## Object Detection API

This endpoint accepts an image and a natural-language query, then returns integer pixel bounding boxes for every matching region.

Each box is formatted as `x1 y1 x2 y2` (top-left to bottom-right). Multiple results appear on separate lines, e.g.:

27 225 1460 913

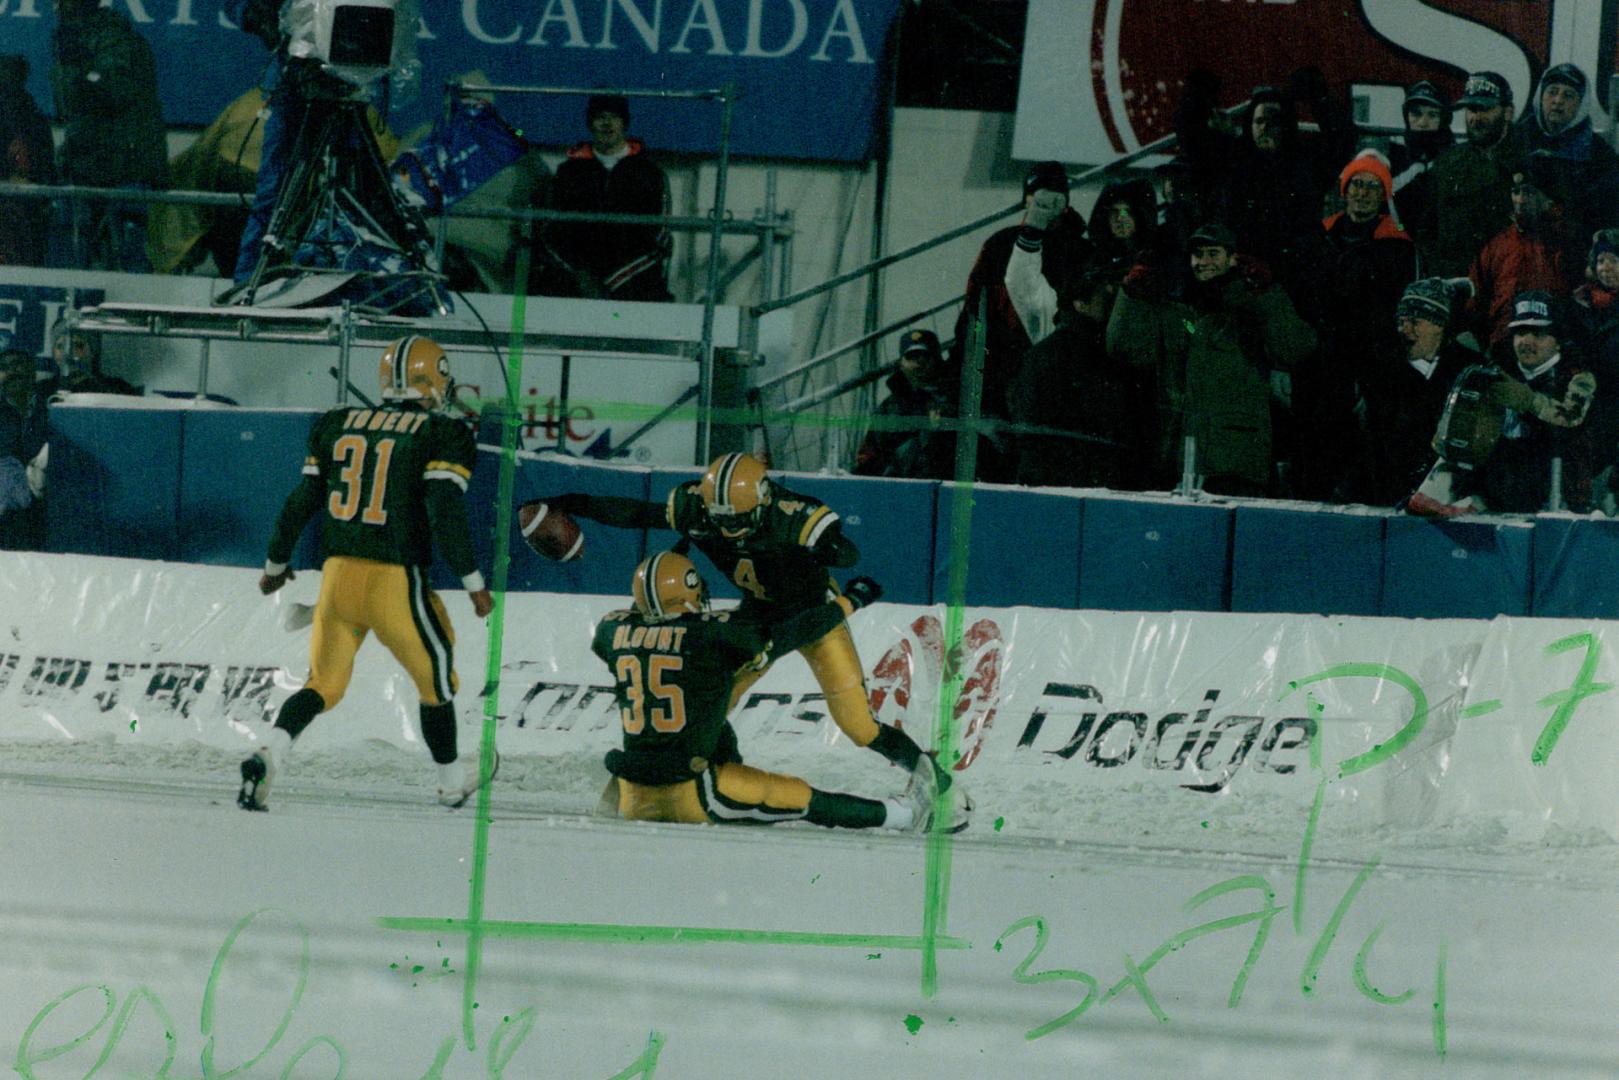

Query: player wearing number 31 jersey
530 452 971 831
240 336 496 812
594 550 929 829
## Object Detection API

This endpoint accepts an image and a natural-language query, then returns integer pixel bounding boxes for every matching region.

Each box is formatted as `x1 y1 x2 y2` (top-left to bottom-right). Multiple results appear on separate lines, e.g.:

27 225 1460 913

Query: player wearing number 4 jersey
595 550 932 829
530 452 971 831
240 336 497 812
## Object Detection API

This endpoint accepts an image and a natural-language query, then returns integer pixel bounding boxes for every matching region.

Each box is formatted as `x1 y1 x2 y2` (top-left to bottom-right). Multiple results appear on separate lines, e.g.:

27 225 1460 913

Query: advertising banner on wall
1015 0 1616 165
4 0 903 161
2 552 1614 839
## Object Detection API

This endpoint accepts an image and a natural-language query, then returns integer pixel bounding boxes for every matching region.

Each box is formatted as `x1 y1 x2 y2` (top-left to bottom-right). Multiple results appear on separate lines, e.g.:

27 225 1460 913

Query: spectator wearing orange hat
1296 149 1417 500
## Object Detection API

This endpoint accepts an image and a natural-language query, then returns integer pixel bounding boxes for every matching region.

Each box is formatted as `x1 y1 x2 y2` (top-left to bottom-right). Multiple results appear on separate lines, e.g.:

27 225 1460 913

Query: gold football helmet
379 336 452 408
699 453 771 538
632 551 708 619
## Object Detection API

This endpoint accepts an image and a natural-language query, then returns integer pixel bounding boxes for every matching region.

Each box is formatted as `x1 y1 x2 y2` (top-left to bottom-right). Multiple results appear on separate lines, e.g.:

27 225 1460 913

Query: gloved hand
1023 200 1062 232
1122 261 1163 300
1486 375 1556 421
842 576 884 611
1548 371 1597 428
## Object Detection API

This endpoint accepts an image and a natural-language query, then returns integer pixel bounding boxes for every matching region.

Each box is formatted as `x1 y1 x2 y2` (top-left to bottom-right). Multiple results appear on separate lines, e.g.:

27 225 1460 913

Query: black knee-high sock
274 688 325 742
419 702 458 765
805 789 888 829
868 723 923 771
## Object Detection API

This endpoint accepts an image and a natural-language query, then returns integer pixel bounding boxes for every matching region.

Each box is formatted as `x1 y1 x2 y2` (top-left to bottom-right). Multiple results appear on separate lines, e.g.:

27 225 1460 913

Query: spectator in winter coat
1086 177 1159 283
854 329 951 480
1571 230 1619 469
1301 150 1417 501
1513 63 1619 244
0 55 53 267
1389 80 1454 245
948 160 1092 481
0 349 48 550
1007 266 1139 490
1106 222 1318 496
1417 71 1526 279
51 0 168 271
1360 278 1479 505
1468 153 1583 353
533 95 672 302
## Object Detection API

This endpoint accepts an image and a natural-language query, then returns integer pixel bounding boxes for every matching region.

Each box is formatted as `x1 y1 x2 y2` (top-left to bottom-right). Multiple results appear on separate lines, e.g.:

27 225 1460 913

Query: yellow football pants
305 556 458 710
729 619 878 746
615 763 813 825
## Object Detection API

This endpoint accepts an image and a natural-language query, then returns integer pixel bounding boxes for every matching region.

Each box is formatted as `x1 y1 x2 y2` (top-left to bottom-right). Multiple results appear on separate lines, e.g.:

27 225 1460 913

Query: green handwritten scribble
1294 778 1326 935
202 908 308 1079
1300 857 1380 996
606 1030 665 1080
1286 664 1427 778
486 1007 537 1079
867 953 882 960
1182 875 1283 1008
903 1014 924 1035
993 816 1005 832
1458 700 1502 719
994 916 1099 1040
460 262 532 1052
1352 922 1416 1005
14 985 116 1076
280 1034 344 1077
1531 632 1615 765
379 916 970 952
1433 940 1449 1059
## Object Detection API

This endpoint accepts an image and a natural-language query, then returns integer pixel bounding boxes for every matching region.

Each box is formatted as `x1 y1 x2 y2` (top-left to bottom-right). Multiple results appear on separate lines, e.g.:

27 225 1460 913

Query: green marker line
461 252 531 1052
1299 856 1380 996
1352 922 1416 1006
377 916 969 951
1458 699 1502 719
1531 632 1615 765
1432 939 1448 1059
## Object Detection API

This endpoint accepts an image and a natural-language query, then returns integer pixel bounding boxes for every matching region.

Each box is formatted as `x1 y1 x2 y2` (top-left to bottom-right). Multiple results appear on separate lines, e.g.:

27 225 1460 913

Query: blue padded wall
47 403 183 562
1230 507 1385 616
933 486 1081 608
1531 516 1619 618
180 409 321 568
1078 497 1233 612
1382 517 1533 618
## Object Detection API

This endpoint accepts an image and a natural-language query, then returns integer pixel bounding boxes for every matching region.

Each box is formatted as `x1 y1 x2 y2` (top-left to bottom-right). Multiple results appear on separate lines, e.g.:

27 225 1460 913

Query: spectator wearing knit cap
854 329 951 480
947 160 1092 481
1418 71 1527 278
1301 149 1416 500
1358 278 1478 504
1572 229 1619 463
532 94 672 301
1513 63 1619 241
1468 151 1584 352
1390 80 1454 239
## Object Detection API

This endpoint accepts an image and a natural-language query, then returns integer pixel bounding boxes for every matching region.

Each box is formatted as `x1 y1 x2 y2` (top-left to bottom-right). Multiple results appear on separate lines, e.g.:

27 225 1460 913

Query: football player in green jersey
527 452 971 831
241 336 496 812
595 549 930 829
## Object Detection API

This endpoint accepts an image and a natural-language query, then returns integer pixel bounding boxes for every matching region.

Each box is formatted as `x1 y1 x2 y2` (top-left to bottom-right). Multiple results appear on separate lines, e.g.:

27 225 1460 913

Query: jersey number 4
615 654 687 734
329 434 396 525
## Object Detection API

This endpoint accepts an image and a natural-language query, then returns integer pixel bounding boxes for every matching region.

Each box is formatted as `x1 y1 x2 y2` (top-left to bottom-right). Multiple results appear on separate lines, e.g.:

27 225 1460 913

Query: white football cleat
905 752 973 834
438 752 499 808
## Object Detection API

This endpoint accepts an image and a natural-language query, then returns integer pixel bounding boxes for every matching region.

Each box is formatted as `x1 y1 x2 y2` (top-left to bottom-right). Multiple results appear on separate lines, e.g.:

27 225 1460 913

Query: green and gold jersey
592 609 768 773
271 404 477 571
666 481 839 616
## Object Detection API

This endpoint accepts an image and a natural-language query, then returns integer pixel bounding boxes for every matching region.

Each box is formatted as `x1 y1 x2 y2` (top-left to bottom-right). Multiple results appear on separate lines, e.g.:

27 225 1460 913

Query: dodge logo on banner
1015 0 1614 165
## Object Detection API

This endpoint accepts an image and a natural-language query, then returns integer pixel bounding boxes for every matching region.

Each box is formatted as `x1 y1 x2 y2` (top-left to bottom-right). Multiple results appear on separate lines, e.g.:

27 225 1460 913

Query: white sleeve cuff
264 560 288 576
462 570 486 593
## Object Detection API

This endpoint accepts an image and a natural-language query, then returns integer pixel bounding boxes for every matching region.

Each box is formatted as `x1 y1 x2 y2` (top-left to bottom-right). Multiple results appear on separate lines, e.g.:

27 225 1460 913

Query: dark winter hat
1458 71 1511 108
1590 229 1619 267
1517 150 1570 205
585 94 630 126
1542 63 1588 97
1403 80 1447 112
1187 221 1237 252
1023 161 1071 199
900 328 942 360
1507 290 1560 333
1398 277 1470 325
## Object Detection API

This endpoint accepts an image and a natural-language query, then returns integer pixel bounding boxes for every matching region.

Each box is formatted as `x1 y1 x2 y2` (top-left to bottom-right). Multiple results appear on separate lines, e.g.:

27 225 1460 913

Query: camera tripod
230 88 447 314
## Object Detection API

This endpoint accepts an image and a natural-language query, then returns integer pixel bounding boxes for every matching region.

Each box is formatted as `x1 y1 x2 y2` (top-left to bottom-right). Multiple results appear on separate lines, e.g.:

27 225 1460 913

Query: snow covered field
5 737 1618 1079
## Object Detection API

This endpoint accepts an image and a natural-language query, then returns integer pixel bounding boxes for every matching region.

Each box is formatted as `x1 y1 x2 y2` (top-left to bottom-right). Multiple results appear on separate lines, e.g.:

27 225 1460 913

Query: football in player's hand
519 502 584 561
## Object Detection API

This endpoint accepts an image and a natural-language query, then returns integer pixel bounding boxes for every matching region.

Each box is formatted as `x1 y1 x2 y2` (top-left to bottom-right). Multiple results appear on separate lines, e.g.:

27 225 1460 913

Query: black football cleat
238 751 272 812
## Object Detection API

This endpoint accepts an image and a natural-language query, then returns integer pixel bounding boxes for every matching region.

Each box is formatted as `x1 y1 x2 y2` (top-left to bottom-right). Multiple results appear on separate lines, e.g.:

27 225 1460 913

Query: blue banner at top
7 0 903 161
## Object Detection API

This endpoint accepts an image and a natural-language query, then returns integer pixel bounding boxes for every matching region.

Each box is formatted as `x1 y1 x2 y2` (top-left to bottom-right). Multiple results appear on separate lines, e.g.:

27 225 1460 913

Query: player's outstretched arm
425 481 489 612
810 522 860 568
764 577 884 662
525 493 669 530
261 476 322 595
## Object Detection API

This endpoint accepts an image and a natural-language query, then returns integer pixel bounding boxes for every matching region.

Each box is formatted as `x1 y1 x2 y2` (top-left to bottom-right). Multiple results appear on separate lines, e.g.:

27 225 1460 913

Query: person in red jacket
1468 152 1584 356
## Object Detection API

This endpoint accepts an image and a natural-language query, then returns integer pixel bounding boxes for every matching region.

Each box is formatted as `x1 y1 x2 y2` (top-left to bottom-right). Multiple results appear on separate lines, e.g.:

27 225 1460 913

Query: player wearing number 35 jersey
240 336 496 812
593 550 929 829
529 452 971 832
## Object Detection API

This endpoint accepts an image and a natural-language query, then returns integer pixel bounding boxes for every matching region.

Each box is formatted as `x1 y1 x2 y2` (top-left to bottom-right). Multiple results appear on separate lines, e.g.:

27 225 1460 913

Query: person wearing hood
534 95 672 301
1105 221 1317 496
1301 150 1416 500
1514 63 1619 242
1419 71 1527 278
0 54 52 267
948 160 1092 480
1086 176 1159 281
1468 152 1583 353
1389 81 1454 244
1572 229 1619 469
853 329 951 480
